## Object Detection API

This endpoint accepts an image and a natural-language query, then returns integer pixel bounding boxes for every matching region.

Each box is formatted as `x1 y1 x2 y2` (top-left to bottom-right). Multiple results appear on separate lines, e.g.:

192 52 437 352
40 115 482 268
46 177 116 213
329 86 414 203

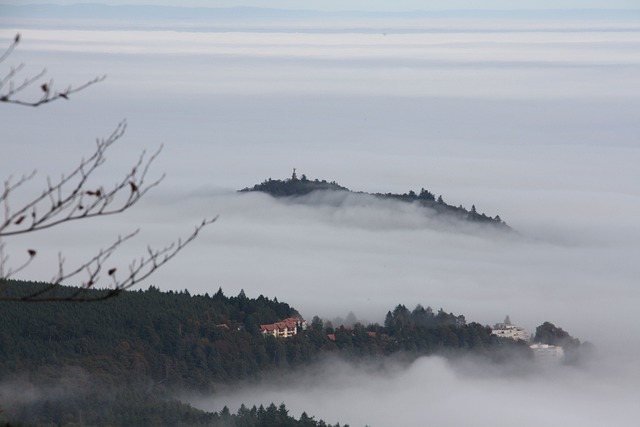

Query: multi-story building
260 317 307 338
530 343 565 364
491 322 529 341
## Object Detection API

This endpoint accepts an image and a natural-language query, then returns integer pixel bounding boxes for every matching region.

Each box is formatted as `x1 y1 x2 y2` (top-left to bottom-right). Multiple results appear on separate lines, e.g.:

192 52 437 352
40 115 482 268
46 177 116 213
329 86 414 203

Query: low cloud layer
194 355 640 427
1 17 639 425
9 187 638 354
2 22 639 349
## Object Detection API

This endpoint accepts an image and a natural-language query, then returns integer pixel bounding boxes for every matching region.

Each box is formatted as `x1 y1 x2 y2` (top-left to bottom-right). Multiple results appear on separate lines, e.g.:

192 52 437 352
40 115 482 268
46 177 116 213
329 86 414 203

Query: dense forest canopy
240 171 510 229
0 280 588 425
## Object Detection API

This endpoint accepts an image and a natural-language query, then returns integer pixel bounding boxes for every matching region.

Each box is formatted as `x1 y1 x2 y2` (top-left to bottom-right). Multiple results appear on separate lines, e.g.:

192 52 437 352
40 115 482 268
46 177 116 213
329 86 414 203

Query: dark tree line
239 172 509 229
2 396 347 427
239 174 348 197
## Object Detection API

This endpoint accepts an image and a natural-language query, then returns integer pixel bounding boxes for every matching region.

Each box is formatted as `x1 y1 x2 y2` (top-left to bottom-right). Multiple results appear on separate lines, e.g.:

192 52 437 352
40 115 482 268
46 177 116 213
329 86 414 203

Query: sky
1 5 640 425
2 0 640 10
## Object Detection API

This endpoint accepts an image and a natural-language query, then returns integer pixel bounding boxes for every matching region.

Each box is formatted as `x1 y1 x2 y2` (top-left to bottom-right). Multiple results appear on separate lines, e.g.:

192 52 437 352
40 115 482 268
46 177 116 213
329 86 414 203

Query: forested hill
239 171 510 229
0 280 585 426
0 280 521 393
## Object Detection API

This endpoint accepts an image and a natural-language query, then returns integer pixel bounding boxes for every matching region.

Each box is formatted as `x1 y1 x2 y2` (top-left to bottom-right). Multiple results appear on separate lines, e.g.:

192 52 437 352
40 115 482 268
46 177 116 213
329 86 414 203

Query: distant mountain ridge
4 5 638 34
240 171 511 229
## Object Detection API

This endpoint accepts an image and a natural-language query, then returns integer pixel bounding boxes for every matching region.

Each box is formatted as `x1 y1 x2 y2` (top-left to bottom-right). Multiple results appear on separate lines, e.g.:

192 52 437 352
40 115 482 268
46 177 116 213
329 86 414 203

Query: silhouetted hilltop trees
534 321 581 348
240 170 348 197
533 321 593 364
240 171 510 229
2 393 347 427
212 403 349 427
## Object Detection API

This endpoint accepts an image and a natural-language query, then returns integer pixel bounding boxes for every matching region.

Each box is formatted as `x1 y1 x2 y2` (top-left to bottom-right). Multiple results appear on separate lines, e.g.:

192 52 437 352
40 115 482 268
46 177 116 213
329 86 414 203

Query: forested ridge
240 172 510 229
0 281 572 426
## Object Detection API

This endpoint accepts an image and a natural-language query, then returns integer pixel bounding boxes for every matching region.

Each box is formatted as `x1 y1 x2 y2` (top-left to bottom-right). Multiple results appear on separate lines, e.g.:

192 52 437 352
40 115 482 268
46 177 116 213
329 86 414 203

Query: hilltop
240 170 510 229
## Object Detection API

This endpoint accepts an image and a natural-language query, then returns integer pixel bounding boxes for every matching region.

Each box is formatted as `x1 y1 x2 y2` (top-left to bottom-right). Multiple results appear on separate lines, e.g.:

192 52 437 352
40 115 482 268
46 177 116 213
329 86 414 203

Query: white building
530 343 564 364
491 323 529 341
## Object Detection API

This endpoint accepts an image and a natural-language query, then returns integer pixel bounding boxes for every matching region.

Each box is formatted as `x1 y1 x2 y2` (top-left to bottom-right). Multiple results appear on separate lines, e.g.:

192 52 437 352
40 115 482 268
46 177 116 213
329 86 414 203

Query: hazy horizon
2 1 640 11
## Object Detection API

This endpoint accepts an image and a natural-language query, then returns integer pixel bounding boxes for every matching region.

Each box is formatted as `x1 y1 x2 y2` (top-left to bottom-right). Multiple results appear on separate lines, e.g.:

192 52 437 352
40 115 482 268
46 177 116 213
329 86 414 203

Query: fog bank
194 354 640 427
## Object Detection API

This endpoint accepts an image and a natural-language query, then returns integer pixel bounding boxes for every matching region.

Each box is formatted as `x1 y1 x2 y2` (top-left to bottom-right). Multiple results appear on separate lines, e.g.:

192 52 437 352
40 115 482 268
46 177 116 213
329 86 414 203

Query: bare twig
1 216 217 302
0 33 19 64
0 34 217 301
0 121 167 237
0 32 105 107
0 241 37 279
0 120 218 301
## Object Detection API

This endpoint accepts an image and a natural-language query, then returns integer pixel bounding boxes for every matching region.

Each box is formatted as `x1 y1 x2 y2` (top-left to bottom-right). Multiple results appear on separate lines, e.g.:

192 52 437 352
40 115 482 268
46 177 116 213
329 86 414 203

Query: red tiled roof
260 317 306 333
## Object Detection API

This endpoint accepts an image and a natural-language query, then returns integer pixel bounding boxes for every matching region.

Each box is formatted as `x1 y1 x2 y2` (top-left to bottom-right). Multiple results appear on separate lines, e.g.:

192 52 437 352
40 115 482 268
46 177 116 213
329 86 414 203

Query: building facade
530 343 565 364
260 317 308 338
491 322 530 341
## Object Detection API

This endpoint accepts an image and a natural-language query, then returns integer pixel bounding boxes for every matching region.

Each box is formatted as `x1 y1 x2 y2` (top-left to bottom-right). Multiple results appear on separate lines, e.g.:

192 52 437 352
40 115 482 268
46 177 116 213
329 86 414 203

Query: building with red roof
260 317 307 338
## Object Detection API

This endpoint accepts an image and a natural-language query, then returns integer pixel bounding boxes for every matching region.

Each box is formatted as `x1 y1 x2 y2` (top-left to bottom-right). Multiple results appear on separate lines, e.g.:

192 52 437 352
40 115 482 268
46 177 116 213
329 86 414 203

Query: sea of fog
191 355 640 427
1 15 639 425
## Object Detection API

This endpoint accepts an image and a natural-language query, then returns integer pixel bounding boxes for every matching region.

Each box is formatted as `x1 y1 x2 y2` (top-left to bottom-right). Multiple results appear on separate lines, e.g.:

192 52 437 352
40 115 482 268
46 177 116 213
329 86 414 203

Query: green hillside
0 280 577 425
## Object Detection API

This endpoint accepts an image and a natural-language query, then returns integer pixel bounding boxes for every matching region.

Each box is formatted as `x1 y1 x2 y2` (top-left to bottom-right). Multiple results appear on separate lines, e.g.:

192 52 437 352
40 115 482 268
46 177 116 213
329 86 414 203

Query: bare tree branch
0 120 218 301
0 34 218 301
0 121 165 237
0 32 105 107
0 240 37 279
1 216 217 302
0 33 20 64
